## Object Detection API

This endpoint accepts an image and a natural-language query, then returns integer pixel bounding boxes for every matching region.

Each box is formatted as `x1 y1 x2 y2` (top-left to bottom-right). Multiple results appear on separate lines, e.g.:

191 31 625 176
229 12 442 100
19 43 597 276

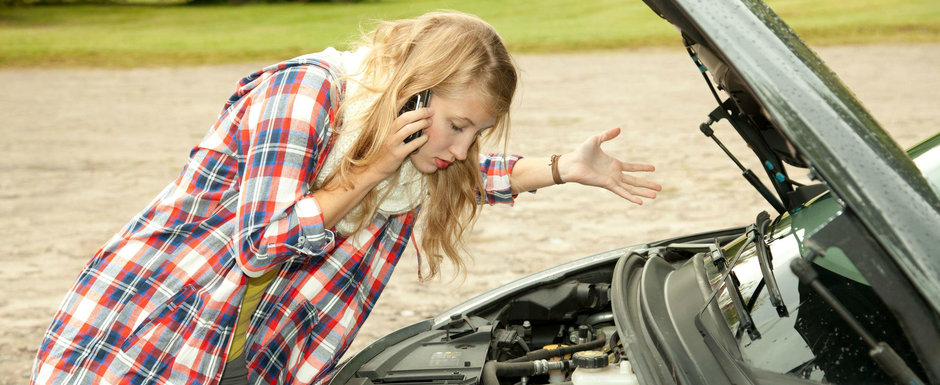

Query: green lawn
0 0 937 68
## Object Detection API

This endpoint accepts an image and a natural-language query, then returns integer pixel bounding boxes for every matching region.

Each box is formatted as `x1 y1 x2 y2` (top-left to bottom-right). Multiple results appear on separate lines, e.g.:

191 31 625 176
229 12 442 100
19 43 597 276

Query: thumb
596 127 622 143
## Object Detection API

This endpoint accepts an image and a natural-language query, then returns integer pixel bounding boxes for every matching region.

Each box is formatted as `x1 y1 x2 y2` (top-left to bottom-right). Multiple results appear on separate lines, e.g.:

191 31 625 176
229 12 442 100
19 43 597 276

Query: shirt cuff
292 195 336 256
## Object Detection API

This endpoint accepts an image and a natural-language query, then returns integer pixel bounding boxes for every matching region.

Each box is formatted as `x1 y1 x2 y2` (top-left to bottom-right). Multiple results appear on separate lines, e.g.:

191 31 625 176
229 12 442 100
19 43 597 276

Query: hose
482 361 499 385
507 332 606 362
482 360 571 385
480 333 608 385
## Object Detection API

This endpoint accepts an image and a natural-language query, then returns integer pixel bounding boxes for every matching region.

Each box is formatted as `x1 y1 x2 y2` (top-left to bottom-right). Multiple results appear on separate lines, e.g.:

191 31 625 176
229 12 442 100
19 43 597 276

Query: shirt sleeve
235 65 337 277
479 153 525 205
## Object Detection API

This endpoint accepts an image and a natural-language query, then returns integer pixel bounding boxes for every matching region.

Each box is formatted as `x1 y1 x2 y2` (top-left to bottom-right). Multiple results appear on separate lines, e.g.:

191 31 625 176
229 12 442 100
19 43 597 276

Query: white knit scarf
313 47 427 235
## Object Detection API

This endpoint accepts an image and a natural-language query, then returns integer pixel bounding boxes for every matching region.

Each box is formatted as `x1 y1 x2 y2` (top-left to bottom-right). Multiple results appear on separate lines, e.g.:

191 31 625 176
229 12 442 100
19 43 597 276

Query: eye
451 123 464 132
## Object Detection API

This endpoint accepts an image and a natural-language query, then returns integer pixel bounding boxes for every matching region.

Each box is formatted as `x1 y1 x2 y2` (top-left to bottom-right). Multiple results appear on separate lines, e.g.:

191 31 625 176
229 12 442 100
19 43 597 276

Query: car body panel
650 0 940 312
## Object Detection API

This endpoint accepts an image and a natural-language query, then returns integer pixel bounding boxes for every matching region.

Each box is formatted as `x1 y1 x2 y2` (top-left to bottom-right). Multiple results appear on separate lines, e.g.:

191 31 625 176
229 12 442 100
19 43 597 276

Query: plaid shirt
32 53 521 385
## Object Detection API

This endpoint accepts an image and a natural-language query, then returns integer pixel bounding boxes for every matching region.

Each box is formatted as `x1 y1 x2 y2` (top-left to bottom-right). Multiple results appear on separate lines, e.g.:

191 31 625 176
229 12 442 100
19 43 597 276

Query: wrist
550 154 566 184
356 165 389 188
320 165 385 194
557 153 577 184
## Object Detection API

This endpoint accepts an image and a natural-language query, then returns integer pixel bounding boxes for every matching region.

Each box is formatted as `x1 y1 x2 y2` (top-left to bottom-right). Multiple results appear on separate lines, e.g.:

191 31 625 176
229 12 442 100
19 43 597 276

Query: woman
32 11 661 385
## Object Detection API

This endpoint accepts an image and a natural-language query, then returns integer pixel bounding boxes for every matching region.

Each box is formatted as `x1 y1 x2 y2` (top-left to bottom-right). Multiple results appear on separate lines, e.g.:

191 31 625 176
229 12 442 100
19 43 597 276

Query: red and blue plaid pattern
32 52 521 385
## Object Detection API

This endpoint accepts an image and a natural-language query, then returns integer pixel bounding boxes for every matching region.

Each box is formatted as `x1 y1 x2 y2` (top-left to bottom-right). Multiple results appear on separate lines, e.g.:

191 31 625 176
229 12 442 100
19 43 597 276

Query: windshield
910 134 940 196
704 134 939 383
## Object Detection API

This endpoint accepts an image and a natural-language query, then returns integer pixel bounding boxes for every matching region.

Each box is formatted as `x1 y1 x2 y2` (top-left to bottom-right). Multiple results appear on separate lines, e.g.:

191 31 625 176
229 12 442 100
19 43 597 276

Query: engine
334 265 640 385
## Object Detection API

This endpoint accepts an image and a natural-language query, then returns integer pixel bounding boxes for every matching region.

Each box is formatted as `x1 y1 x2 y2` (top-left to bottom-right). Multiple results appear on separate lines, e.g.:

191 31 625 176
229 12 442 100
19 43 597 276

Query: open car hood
642 0 940 313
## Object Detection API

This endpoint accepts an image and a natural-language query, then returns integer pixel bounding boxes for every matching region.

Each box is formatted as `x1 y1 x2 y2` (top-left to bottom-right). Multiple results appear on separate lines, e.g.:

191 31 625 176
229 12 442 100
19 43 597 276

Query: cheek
423 120 448 148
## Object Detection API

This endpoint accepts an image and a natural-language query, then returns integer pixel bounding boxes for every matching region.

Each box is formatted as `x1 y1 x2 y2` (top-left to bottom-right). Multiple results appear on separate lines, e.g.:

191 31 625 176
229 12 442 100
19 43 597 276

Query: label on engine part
429 351 463 367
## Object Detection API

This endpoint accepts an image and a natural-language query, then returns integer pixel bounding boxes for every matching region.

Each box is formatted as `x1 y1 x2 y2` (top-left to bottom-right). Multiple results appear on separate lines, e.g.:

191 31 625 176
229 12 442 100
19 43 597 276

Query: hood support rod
700 105 786 213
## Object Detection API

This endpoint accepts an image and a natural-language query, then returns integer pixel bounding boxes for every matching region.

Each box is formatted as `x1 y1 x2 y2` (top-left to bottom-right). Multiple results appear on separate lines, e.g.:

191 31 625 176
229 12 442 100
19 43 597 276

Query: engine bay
335 264 638 385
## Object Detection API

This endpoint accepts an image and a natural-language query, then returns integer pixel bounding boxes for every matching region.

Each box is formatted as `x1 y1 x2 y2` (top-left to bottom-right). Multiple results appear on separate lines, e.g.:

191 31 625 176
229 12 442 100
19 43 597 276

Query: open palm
564 128 662 205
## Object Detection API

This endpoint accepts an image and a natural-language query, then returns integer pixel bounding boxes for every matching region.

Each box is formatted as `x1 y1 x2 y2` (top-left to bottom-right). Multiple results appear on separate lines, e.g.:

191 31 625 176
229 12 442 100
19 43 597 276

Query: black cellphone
400 90 431 143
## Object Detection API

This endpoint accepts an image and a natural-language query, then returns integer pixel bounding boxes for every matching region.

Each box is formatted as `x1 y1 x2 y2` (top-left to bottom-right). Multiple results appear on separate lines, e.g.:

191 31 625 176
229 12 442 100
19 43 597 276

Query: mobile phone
400 89 431 143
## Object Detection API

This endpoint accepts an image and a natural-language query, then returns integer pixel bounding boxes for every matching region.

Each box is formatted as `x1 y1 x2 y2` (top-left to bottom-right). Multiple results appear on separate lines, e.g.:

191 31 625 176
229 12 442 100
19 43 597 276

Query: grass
0 0 937 68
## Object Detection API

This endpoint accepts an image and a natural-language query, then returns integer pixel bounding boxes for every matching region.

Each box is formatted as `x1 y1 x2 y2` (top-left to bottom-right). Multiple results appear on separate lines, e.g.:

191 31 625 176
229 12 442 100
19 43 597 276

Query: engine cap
572 350 608 368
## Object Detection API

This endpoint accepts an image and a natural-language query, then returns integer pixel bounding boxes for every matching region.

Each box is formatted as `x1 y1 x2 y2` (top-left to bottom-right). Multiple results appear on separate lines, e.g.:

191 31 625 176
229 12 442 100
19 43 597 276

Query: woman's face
409 86 496 174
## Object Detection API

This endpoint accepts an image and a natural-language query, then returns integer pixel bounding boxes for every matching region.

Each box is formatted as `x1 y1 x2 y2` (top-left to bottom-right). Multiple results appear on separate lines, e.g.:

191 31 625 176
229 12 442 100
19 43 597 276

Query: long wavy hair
318 11 518 280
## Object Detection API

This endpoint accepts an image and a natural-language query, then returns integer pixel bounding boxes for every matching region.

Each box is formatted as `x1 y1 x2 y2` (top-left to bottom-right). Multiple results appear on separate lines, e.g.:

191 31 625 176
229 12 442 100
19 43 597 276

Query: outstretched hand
560 127 662 205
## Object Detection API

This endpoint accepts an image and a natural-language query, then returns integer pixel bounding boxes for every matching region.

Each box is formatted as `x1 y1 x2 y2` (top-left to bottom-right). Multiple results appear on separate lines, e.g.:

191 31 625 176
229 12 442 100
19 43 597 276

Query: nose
449 142 468 161
449 137 473 161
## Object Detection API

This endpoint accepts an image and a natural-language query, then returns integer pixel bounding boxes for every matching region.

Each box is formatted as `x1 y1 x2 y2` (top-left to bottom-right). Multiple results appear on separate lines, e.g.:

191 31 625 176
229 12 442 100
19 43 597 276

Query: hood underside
642 0 940 313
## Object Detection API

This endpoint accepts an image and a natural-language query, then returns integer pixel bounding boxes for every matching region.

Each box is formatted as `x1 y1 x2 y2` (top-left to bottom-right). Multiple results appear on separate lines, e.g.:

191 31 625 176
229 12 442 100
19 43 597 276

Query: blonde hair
318 11 517 280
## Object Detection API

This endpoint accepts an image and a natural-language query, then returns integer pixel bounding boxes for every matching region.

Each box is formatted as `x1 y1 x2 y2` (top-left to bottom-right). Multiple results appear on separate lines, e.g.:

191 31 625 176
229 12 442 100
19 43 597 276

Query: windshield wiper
790 257 926 385
748 211 789 317
702 211 790 343
706 234 761 341
692 230 766 382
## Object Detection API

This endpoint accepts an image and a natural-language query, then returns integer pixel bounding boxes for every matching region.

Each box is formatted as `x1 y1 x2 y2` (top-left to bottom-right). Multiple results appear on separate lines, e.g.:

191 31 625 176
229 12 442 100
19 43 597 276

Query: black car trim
641 256 698 383
790 258 926 385
805 209 939 382
612 227 747 385
328 319 432 384
692 249 740 361
612 250 672 385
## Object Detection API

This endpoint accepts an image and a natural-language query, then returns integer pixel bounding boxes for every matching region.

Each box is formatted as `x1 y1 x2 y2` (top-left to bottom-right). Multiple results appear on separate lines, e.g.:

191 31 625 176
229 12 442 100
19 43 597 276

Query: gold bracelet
550 154 565 185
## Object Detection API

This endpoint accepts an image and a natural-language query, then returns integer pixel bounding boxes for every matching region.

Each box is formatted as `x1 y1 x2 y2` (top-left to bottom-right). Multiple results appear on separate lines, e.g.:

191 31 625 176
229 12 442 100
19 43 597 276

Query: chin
409 156 438 174
415 165 437 174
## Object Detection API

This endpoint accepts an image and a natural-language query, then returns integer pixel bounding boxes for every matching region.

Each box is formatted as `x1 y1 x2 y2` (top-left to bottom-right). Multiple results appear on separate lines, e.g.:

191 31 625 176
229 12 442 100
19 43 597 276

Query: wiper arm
790 258 926 385
708 212 789 343
752 211 789 317
693 234 763 384
708 235 761 340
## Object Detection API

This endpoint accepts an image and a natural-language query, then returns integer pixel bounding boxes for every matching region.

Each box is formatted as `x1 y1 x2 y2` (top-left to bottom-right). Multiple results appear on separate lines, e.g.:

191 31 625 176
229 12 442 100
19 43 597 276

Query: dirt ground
1 44 938 383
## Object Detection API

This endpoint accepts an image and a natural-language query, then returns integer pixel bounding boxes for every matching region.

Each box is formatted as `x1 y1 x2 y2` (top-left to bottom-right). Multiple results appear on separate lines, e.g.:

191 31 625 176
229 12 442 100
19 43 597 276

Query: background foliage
0 0 937 67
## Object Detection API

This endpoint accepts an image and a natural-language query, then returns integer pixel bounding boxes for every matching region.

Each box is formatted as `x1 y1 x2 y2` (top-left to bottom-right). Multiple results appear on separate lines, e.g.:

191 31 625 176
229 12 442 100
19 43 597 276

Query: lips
434 158 452 169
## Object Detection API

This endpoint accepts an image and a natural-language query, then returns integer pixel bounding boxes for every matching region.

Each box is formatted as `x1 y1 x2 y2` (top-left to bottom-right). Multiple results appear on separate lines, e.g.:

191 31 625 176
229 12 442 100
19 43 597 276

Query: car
326 0 940 384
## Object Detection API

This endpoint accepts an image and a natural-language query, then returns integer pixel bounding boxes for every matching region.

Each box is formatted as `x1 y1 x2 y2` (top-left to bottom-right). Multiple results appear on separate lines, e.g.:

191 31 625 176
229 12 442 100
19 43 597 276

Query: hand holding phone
400 90 431 143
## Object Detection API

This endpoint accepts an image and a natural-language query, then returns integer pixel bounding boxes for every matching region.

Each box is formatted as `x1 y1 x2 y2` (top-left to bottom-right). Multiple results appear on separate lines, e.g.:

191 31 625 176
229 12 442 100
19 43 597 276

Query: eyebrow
456 115 495 131
455 115 477 128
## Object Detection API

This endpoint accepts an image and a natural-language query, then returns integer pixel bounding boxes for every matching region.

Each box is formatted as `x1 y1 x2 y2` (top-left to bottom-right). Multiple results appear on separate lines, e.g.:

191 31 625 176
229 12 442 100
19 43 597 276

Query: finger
622 173 663 192
624 183 658 199
393 113 432 141
401 133 429 153
595 127 621 143
393 108 433 135
609 184 644 205
620 160 655 172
